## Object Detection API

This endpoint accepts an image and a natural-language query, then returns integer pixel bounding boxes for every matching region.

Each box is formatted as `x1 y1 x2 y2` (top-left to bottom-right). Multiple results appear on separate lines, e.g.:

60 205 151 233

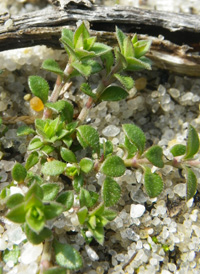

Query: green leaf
90 42 112 56
114 73 134 90
26 206 45 233
186 167 197 200
79 188 94 208
45 100 74 123
77 125 100 155
116 26 127 52
101 155 125 177
25 224 52 245
17 125 35 136
124 135 137 158
74 48 96 60
3 245 20 265
123 36 134 57
74 22 90 48
26 172 43 186
126 56 151 71
145 145 164 168
102 177 121 207
60 39 77 59
66 121 79 132
76 33 84 51
41 183 60 201
131 33 138 45
83 59 102 74
184 125 200 159
25 194 43 211
6 203 26 223
41 160 66 176
42 59 64 76
122 123 146 155
6 193 24 209
89 203 105 217
65 166 78 177
25 182 43 201
43 267 67 274
114 47 127 70
77 206 88 224
41 145 55 155
134 40 152 58
0 187 10 201
89 191 99 207
99 85 129 101
61 28 74 49
103 140 113 158
170 144 186 157
80 83 96 99
25 151 39 170
88 215 96 229
28 137 43 151
53 240 83 270
84 36 96 50
71 61 91 77
144 168 163 198
73 173 84 193
60 147 77 163
28 76 49 103
12 163 27 183
88 223 104 245
80 158 94 173
100 50 114 74
102 209 117 221
43 202 64 220
56 191 74 210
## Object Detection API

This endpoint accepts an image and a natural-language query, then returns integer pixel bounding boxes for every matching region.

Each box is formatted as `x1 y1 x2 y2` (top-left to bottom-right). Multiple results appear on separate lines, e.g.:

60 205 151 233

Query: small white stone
7 225 26 244
102 125 120 137
85 231 93 238
188 250 195 261
71 214 79 226
130 204 145 218
20 242 43 264
174 183 186 197
4 19 13 30
161 270 171 274
150 258 157 266
85 245 99 261
0 238 7 250
10 186 24 196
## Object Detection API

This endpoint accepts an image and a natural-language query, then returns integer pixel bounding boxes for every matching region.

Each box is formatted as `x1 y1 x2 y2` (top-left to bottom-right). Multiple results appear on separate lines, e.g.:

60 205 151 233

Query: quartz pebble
7 225 26 245
85 245 99 261
130 204 145 218
174 183 186 197
102 125 120 137
20 242 43 264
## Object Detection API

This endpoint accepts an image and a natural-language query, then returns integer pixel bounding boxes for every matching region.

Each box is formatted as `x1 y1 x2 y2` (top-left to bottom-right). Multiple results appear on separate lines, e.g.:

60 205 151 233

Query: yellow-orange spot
24 94 31 101
135 77 147 91
30 96 44 112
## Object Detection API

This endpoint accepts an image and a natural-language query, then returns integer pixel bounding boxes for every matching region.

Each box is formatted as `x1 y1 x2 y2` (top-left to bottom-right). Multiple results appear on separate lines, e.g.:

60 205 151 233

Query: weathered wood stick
0 4 200 76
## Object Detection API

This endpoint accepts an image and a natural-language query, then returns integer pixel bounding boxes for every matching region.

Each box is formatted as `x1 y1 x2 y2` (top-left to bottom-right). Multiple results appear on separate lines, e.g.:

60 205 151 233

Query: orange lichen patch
30 96 44 112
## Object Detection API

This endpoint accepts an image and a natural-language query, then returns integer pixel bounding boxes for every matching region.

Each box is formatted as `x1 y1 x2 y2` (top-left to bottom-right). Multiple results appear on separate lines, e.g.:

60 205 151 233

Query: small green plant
2 22 200 272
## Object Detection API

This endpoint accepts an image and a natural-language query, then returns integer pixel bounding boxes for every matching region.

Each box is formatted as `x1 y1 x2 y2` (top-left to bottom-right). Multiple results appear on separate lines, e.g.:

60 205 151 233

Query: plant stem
77 81 106 123
77 61 121 124
124 156 150 168
43 63 74 119
40 240 52 273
